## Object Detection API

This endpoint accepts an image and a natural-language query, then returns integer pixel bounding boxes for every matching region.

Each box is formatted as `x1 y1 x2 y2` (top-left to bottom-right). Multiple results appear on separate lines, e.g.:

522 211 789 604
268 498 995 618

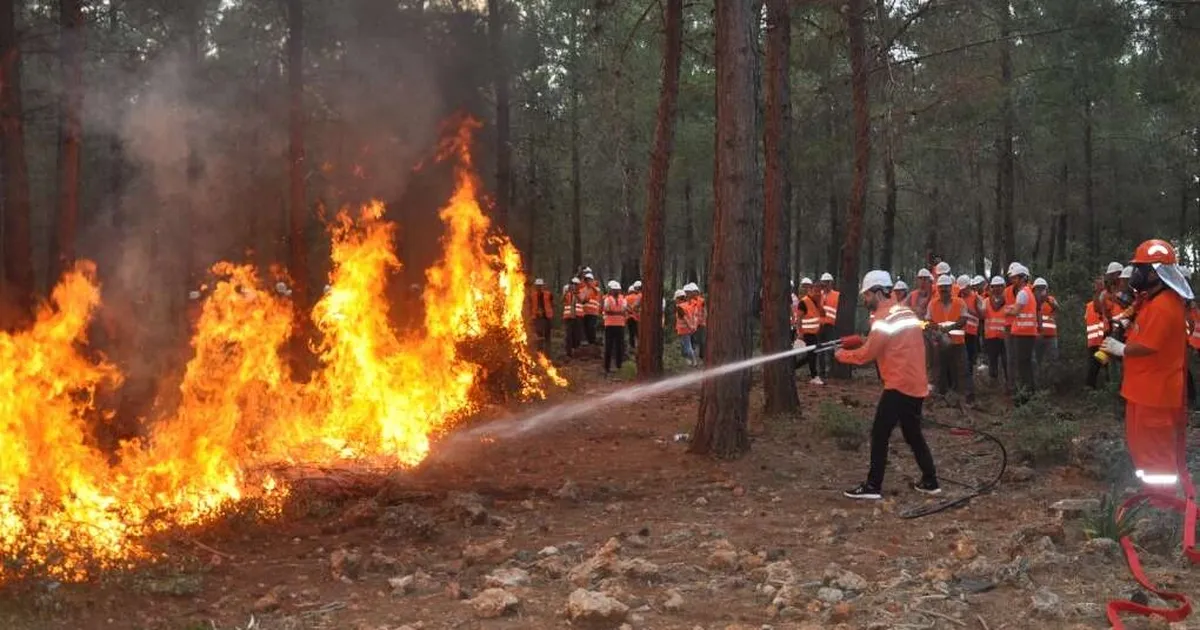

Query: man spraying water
804 270 941 500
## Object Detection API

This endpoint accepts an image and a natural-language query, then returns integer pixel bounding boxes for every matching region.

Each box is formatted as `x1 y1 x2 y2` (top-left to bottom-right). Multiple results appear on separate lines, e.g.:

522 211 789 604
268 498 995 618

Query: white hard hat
571 277 581 284
562 285 569 293
1006 262 1028 277
972 275 985 286
917 268 934 279
990 276 1005 287
607 280 621 290
859 270 893 294
673 289 686 299
684 282 700 292
935 262 951 275
583 267 592 273
956 274 970 289
274 282 288 294
584 272 595 280
323 284 332 294
893 280 909 292
800 277 813 286
1106 262 1124 275
936 274 953 287
631 280 642 289
534 278 545 286
188 290 201 300
1033 277 1048 288
1120 265 1133 279
820 272 834 282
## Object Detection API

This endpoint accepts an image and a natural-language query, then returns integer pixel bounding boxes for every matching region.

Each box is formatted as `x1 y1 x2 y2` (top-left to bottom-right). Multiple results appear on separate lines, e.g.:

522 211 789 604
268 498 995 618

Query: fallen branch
913 607 967 627
977 614 990 630
186 537 235 560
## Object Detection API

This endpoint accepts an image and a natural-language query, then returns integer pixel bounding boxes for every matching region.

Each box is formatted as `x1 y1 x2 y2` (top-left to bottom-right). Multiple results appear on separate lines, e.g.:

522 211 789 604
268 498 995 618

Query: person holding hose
827 270 940 500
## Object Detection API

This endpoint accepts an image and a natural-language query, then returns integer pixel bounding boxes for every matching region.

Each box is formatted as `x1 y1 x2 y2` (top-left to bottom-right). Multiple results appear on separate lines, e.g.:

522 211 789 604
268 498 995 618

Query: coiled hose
898 410 1008 519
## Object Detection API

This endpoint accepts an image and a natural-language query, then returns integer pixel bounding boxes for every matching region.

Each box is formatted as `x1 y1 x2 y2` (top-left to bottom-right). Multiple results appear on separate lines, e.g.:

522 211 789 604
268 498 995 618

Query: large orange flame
0 120 563 582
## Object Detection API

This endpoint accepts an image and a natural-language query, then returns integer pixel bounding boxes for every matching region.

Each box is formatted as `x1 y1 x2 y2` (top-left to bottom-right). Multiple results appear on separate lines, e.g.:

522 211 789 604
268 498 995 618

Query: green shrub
1083 490 1146 541
1009 393 1080 465
816 400 868 451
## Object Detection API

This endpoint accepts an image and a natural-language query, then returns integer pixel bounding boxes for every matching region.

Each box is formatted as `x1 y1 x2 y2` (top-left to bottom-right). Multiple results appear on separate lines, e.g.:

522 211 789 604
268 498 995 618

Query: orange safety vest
675 301 696 335
562 290 578 319
1037 299 1057 337
821 290 840 326
961 291 980 335
929 297 967 345
1085 302 1105 348
529 289 552 319
799 295 821 335
581 285 601 316
603 294 627 327
1010 286 1038 336
984 298 1007 340
907 291 930 319
625 292 642 321
691 295 707 327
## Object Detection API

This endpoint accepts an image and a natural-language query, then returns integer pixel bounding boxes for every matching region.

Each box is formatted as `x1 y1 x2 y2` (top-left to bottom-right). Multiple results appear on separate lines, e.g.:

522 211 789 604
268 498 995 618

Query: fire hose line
898 406 1008 520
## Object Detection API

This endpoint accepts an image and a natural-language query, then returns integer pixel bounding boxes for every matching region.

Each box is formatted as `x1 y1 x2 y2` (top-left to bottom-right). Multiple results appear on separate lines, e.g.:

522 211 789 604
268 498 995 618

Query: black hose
898 413 1008 519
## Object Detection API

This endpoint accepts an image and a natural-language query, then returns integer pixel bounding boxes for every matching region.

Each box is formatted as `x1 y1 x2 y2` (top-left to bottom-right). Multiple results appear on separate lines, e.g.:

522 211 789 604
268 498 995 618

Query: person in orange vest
1031 277 1058 377
684 283 706 360
797 277 824 384
982 276 1009 386
602 280 628 374
819 272 839 376
927 274 971 401
908 269 934 318
625 280 643 351
562 278 583 357
893 280 909 304
789 280 801 346
957 274 982 381
933 262 953 296
527 278 554 352
970 275 987 354
673 289 698 367
581 271 601 345
1005 262 1037 400
830 270 940 500
1098 239 1193 497
1085 278 1110 389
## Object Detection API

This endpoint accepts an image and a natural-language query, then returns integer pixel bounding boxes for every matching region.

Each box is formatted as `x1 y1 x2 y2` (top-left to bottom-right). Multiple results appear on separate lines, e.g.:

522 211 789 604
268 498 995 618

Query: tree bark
832 0 870 380
999 0 1015 266
972 152 985 275
488 0 510 231
761 0 798 413
0 0 32 326
1084 96 1096 261
526 136 538 273
286 0 309 311
108 1 126 229
792 191 802 285
51 0 84 283
638 0 682 379
880 125 897 272
691 0 757 459
569 16 582 270
684 177 697 282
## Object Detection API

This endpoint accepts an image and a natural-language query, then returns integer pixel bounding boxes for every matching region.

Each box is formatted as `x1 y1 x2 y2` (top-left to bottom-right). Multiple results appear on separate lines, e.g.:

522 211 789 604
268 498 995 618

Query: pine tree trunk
972 153 985 275
0 0 32 327
638 0 682 379
1084 96 1096 261
569 16 582 270
51 0 84 283
880 125 897 271
108 1 125 230
684 177 697 283
831 0 870 380
999 0 1015 266
792 191 802 285
526 137 538 272
690 0 757 459
287 0 309 311
761 0 798 414
488 0 510 231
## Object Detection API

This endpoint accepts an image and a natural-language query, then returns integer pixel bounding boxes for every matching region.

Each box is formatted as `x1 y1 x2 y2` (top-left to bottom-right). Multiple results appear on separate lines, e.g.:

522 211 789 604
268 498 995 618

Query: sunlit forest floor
1 348 1195 630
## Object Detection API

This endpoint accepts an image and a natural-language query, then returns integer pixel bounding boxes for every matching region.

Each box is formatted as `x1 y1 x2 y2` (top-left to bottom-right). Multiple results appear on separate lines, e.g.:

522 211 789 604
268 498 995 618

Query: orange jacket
821 290 840 326
1085 302 1105 348
625 292 642 321
603 294 627 327
674 301 696 335
528 289 553 319
928 297 967 345
1036 298 1057 337
836 300 928 398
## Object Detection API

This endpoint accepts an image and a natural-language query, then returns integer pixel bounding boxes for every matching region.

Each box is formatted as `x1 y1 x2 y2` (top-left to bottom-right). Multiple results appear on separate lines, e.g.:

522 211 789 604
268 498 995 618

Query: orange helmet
1131 239 1178 265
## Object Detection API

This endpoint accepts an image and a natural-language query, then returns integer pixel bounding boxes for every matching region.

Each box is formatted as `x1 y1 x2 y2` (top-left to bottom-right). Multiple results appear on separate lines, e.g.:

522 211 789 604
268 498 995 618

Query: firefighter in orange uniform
983 276 1009 386
1031 277 1058 378
581 271 601 345
528 278 554 352
819 272 839 377
1085 279 1109 389
831 270 940 500
563 278 583 357
602 281 627 374
798 278 824 384
1099 239 1193 496
957 275 982 376
927 274 971 401
674 289 698 367
625 280 643 351
685 283 706 360
1005 262 1037 399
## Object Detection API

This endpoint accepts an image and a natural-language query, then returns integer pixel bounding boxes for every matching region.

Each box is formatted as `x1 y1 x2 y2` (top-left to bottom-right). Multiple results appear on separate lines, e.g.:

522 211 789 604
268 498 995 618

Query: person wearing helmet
933 263 953 298
971 275 987 352
563 278 583 357
956 275 983 384
625 281 643 351
909 268 934 317
818 273 840 375
1003 262 1037 401
580 273 601 345
602 280 628 374
832 270 940 499
893 280 910 303
797 278 824 383
927 274 972 402
684 283 706 360
1031 277 1058 379
674 289 698 367
982 276 1009 386
528 278 554 353
1100 239 1192 497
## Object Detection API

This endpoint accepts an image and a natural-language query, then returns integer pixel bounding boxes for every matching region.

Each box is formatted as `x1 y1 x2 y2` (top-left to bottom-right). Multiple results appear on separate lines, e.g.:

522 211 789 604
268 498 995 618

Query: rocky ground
1 359 1198 630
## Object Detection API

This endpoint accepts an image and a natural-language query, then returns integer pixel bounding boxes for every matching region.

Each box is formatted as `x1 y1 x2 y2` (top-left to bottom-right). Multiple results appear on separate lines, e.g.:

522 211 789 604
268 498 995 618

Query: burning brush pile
0 122 564 583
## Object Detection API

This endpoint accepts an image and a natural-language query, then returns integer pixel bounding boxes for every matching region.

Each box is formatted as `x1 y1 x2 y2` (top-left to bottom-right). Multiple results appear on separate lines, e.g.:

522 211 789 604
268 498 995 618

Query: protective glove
840 334 864 350
1101 336 1126 357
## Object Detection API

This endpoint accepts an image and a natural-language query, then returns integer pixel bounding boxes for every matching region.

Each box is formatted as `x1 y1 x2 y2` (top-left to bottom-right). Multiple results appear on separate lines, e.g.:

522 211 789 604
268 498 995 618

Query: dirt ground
1 353 1197 630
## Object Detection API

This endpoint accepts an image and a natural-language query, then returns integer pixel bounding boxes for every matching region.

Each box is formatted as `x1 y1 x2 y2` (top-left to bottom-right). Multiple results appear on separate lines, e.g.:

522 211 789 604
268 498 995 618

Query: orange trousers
1126 402 1189 498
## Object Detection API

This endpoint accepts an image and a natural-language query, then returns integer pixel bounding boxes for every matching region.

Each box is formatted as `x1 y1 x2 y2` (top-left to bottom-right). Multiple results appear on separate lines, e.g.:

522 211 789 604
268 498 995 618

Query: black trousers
693 326 707 359
627 319 639 350
984 337 1007 382
584 314 599 344
565 318 583 356
964 335 979 375
533 317 551 351
818 326 835 376
867 390 938 489
604 325 625 372
803 333 820 378
936 344 962 395
1012 335 1036 397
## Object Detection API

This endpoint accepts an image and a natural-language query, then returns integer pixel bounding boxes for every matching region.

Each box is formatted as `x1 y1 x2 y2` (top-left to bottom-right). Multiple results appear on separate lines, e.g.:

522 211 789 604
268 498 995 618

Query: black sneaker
912 479 942 495
843 484 882 500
